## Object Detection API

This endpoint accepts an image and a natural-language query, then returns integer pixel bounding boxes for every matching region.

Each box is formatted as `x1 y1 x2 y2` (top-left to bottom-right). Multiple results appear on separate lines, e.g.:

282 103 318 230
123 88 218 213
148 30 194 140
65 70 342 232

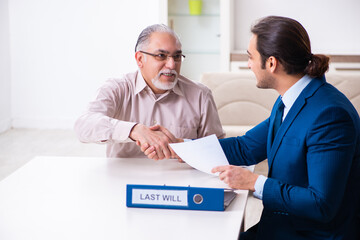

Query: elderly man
74 24 224 159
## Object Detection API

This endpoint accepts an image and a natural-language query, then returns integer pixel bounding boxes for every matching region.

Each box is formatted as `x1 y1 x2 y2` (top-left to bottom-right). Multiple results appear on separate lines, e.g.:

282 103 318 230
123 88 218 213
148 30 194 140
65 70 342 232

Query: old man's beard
152 70 179 90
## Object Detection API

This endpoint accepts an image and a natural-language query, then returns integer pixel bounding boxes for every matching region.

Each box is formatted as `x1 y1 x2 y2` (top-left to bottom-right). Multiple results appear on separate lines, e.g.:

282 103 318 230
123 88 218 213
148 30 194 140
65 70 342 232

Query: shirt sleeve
197 90 226 139
253 175 268 200
74 79 137 143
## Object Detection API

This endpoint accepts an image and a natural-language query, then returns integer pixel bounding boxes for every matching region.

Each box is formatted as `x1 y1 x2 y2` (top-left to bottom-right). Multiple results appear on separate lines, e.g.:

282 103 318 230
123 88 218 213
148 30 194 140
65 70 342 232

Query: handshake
129 124 184 161
129 123 258 191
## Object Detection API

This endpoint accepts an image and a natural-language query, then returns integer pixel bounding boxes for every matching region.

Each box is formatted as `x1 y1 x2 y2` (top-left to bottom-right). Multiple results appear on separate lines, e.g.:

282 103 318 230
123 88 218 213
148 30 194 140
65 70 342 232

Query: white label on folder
132 189 188 206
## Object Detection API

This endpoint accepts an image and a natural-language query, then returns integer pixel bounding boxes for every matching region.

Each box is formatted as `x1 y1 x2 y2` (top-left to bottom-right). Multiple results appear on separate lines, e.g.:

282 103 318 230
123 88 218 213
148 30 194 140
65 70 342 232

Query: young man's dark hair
251 16 329 78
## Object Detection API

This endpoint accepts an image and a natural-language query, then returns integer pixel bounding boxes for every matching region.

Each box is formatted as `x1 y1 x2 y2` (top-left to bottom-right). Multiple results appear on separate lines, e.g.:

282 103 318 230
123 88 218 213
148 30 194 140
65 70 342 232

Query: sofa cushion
326 72 360 116
200 72 278 137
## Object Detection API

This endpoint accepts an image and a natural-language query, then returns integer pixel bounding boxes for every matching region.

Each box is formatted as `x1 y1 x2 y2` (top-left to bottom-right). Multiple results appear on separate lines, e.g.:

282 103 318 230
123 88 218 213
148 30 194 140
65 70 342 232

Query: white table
0 156 250 240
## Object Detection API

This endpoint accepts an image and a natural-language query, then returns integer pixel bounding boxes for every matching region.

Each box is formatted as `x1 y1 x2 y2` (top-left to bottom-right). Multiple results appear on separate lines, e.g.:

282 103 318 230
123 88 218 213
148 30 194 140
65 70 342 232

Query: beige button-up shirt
74 71 225 157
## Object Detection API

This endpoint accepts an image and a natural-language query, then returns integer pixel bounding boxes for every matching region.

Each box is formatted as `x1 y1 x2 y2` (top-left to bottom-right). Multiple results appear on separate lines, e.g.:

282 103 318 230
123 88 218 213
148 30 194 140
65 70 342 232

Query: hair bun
305 54 330 78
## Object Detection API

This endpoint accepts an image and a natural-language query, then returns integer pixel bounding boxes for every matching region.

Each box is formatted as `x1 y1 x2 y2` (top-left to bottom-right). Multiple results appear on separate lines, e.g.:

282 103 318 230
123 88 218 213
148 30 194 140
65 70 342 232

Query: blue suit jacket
220 76 360 240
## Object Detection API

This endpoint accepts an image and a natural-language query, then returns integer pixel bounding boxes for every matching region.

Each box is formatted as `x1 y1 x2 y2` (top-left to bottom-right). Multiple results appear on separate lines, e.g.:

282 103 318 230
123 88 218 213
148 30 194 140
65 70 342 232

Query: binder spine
126 185 225 211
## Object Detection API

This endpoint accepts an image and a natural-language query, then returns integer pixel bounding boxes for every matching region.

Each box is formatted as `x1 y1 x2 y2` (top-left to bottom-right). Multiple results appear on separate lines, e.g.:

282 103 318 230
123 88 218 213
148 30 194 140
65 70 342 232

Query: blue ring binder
126 184 235 211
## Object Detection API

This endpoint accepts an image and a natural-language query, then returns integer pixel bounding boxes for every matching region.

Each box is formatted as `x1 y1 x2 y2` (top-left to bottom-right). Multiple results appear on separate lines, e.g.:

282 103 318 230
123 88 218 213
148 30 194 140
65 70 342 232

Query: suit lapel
267 76 326 176
267 96 282 154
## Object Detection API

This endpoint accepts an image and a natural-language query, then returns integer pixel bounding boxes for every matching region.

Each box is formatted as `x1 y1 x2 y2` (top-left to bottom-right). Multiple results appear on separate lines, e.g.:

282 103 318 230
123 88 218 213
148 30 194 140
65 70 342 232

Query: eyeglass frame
139 50 186 62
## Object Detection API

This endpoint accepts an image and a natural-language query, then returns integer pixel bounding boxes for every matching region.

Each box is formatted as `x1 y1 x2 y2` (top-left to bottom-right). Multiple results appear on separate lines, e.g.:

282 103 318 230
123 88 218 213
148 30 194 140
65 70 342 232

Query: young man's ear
135 51 144 68
267 56 278 73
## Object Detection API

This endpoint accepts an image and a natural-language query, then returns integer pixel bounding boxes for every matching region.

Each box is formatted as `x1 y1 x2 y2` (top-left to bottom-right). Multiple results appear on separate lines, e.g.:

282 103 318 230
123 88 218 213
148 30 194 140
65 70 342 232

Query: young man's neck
276 73 305 96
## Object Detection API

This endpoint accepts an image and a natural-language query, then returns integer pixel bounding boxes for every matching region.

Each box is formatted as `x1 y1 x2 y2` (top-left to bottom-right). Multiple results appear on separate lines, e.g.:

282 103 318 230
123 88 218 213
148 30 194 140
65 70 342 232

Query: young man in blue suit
141 16 360 239
210 16 360 239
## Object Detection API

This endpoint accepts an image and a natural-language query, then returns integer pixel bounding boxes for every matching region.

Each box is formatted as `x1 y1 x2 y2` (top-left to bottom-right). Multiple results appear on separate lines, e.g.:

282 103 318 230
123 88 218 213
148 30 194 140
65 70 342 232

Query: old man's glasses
140 51 185 62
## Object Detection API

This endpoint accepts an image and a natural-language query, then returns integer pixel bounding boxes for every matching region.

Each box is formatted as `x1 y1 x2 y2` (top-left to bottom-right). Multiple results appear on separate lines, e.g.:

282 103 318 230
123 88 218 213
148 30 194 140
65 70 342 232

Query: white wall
234 0 360 54
8 0 162 129
4 0 360 130
0 0 12 133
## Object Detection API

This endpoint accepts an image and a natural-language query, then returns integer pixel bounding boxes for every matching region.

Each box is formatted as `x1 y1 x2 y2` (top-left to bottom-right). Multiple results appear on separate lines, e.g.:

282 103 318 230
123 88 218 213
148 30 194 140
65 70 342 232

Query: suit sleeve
263 106 358 223
219 118 269 166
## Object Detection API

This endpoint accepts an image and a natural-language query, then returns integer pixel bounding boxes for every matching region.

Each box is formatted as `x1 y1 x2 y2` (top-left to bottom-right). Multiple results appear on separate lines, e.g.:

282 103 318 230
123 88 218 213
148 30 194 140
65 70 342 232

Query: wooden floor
0 128 265 231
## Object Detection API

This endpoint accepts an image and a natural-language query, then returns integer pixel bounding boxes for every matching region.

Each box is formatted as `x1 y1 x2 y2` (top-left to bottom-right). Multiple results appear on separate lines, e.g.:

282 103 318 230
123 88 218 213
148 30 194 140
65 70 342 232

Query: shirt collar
134 70 184 97
282 74 312 111
135 71 148 95
171 79 184 97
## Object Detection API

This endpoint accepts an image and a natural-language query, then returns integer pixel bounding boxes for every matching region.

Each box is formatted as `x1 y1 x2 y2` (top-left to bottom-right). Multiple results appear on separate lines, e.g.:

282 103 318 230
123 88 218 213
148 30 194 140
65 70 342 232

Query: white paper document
169 134 229 175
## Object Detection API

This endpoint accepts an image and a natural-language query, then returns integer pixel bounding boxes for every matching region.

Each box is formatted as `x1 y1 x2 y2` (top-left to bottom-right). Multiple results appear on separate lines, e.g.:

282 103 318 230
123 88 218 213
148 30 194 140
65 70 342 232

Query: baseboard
12 117 76 129
0 118 12 133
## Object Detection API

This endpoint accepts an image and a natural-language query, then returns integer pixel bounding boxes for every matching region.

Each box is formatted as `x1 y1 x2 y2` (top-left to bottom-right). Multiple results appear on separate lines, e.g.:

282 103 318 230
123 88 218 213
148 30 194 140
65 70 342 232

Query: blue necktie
272 99 285 142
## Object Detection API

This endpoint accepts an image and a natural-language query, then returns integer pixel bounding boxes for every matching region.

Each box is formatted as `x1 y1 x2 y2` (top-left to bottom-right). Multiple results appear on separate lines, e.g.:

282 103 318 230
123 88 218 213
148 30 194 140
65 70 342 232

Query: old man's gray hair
135 24 181 52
